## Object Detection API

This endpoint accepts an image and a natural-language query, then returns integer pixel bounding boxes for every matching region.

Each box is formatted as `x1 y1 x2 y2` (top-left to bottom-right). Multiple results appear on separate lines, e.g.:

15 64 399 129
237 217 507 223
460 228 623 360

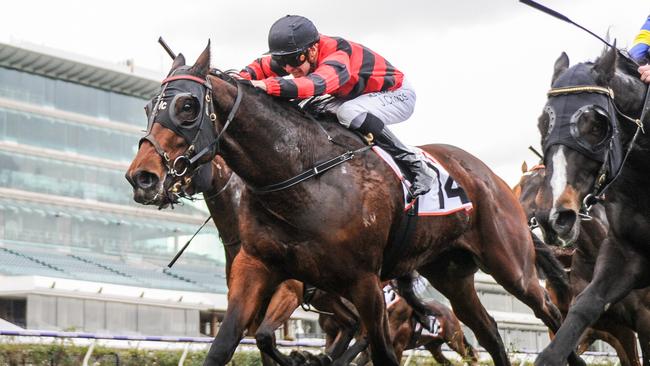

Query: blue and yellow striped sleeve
630 15 650 62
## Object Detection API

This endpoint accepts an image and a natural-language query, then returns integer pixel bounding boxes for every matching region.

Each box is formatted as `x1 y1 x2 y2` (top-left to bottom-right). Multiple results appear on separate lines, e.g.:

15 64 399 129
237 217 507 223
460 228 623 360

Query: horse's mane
210 69 360 143
616 51 640 76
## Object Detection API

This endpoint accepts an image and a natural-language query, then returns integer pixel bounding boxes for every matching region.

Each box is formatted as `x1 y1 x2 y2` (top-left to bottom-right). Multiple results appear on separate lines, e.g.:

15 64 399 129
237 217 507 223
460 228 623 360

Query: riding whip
528 146 544 160
520 0 650 133
167 215 213 268
158 36 177 60
521 0 650 211
519 0 639 67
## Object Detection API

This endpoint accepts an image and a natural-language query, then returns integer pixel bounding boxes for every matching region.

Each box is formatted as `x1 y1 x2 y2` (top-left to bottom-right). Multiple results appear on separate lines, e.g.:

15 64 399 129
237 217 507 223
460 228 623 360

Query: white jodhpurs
326 78 416 129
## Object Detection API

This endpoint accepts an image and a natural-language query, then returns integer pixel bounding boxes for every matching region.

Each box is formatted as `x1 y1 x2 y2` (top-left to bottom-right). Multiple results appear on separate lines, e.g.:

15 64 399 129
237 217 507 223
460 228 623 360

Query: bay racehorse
125 43 581 366
514 163 645 366
532 47 650 366
384 295 479 366
129 154 359 365
354 289 479 366
388 297 478 366
321 285 479 366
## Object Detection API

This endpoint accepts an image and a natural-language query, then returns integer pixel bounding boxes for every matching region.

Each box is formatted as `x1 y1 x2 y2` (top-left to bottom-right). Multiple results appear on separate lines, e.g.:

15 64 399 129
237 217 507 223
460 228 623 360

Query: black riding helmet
268 15 320 56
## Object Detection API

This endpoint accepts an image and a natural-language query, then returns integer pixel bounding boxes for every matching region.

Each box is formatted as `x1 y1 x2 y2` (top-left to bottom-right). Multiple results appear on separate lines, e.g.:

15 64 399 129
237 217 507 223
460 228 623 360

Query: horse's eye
574 107 610 147
173 96 200 126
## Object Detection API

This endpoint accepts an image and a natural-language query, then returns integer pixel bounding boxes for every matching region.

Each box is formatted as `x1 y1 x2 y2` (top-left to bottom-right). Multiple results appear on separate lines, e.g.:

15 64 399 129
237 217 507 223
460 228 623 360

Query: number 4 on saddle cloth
372 146 473 215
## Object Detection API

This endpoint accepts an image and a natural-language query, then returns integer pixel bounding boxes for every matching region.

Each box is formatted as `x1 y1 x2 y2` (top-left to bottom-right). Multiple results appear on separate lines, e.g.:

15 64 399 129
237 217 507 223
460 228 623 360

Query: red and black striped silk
239 35 404 99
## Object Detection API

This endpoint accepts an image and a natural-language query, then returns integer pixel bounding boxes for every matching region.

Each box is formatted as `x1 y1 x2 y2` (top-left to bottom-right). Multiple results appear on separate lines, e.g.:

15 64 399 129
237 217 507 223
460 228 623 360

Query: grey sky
2 0 648 184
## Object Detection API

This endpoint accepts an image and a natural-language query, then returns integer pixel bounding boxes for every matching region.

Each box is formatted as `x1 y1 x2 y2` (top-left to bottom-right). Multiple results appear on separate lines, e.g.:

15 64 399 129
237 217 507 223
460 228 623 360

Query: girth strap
380 200 418 279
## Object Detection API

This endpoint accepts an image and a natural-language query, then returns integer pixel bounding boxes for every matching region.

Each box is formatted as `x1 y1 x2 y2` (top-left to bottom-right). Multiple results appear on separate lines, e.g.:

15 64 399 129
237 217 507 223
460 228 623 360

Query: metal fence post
178 343 190 366
82 340 96 366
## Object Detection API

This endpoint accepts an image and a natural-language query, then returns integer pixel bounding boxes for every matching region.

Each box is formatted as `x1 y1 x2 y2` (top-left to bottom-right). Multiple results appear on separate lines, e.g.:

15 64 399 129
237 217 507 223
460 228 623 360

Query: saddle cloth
372 146 473 216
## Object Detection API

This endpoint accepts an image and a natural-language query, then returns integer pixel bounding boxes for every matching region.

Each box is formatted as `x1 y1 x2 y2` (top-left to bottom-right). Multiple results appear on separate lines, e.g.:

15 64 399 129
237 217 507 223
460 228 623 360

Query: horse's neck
213 77 355 195
610 73 650 168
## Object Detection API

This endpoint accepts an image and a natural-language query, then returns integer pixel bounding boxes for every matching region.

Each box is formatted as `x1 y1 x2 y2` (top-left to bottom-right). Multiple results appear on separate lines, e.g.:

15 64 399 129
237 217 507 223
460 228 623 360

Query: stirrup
362 132 374 145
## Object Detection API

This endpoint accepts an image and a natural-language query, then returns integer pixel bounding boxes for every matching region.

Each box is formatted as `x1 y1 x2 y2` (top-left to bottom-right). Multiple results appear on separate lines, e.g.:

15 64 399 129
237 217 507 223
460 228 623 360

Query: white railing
0 329 325 366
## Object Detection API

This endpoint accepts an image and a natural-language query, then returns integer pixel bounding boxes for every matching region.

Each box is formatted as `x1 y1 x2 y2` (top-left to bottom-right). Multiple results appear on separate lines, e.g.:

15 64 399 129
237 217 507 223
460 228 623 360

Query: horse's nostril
554 210 577 231
134 171 159 190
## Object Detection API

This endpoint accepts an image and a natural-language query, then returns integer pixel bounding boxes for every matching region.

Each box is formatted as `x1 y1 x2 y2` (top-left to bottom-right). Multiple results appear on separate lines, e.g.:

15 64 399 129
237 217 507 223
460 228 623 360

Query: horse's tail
531 231 571 302
395 273 434 319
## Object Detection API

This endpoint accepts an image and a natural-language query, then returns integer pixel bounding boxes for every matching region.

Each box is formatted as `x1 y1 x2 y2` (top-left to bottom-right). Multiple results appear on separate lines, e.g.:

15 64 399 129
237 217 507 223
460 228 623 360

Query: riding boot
355 113 435 199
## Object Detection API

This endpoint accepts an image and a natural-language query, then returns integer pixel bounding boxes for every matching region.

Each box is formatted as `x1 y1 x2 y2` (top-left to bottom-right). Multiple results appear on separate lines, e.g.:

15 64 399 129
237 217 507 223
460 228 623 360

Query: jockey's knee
335 102 368 129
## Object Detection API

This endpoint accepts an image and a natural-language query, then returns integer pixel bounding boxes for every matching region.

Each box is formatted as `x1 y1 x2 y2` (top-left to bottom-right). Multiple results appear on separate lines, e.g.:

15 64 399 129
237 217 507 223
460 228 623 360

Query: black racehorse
533 47 650 365
126 43 581 366
514 163 647 366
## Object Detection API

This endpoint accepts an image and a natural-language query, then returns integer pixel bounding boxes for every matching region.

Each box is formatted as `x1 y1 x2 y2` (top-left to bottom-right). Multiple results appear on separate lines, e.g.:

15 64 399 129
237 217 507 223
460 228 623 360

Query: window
0 68 149 126
0 297 26 328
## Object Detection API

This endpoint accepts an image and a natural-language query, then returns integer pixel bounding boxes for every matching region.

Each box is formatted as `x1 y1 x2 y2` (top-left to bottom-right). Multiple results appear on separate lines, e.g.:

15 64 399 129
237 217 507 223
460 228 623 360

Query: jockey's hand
638 64 650 83
250 80 267 91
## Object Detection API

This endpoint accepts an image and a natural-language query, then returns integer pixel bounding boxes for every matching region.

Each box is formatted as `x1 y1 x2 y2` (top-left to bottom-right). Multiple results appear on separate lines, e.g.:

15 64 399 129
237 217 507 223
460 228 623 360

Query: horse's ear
168 53 186 76
594 42 617 85
551 52 569 86
191 40 211 77
521 161 528 173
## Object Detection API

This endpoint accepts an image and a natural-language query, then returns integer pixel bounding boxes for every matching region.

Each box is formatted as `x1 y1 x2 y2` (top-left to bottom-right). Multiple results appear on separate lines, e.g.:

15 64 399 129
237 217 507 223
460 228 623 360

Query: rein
251 145 373 194
202 169 236 201
250 109 373 194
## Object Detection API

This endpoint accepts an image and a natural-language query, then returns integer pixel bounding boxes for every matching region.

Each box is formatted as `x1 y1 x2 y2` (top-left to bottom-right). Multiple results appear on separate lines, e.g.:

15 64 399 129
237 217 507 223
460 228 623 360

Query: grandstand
0 39 322 342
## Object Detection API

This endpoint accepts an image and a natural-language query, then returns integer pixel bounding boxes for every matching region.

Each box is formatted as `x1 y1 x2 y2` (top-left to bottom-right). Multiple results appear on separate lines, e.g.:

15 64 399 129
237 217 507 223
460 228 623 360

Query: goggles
272 50 308 68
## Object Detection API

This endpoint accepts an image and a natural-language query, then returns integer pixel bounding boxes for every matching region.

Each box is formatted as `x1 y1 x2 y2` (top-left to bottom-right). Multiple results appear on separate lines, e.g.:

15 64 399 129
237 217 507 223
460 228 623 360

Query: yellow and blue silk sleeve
630 15 650 62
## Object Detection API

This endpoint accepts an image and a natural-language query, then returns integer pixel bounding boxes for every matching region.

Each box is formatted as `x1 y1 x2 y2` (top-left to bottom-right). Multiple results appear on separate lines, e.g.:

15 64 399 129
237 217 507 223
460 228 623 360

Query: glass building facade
0 54 220 261
0 42 229 336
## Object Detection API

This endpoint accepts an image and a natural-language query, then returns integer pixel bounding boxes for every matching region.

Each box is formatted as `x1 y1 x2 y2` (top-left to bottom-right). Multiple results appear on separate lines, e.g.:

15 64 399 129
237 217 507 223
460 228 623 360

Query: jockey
631 15 650 83
240 15 434 198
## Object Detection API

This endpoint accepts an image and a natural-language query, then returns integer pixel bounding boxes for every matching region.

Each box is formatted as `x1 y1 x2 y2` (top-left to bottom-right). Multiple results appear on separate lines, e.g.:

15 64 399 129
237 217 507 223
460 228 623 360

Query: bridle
544 84 645 215
139 70 242 198
141 67 370 201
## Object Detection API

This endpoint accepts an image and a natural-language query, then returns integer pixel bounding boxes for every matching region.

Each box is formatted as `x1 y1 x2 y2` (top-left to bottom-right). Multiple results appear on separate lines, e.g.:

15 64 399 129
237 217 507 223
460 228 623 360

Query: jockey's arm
240 55 287 80
632 15 650 83
257 50 352 98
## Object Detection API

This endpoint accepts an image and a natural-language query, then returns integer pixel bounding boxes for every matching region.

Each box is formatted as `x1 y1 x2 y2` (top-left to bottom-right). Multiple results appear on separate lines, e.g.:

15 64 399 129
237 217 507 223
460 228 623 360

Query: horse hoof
568 354 587 366
289 350 325 365
315 353 333 366
303 351 324 366
534 351 558 366
289 350 307 365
